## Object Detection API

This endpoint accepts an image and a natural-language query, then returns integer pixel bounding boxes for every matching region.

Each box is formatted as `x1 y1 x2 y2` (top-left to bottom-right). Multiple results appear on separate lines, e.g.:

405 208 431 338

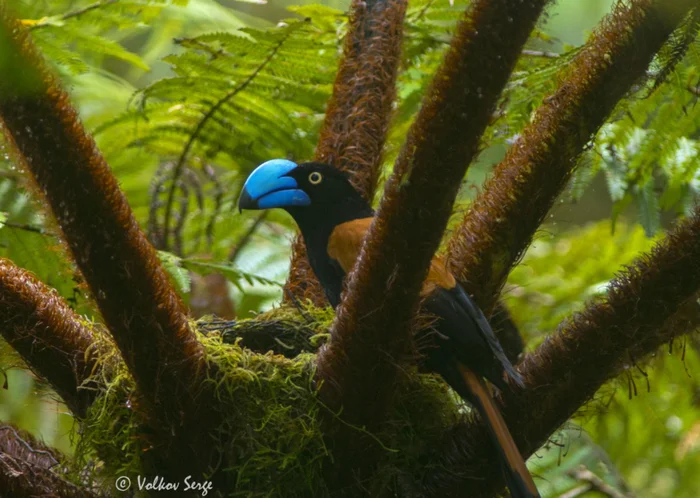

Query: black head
286 162 367 208
239 160 375 307
238 160 373 228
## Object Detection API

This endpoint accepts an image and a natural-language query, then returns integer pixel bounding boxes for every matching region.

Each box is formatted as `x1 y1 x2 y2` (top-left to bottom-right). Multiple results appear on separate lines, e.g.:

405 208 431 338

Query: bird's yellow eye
308 172 323 185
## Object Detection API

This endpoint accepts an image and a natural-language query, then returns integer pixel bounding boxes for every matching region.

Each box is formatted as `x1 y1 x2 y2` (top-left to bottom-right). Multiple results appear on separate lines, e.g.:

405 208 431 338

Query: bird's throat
285 200 373 307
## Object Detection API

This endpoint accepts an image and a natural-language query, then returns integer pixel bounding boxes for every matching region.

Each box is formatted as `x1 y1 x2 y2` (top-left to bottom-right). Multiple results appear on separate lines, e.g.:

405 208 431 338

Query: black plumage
239 161 540 498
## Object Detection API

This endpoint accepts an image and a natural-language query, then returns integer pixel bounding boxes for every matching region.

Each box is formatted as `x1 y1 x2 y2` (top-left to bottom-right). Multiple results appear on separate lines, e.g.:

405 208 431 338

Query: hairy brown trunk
316 0 549 488
285 0 407 304
427 204 700 496
0 6 220 480
446 0 698 312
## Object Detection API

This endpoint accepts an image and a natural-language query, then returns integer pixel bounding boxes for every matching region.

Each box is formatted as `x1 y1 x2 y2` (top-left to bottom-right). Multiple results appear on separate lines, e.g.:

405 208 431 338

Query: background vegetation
0 0 698 496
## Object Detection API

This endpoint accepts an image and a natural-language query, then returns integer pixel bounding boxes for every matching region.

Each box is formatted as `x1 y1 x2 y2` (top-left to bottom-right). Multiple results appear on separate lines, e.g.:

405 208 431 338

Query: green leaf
157 250 192 295
633 180 661 237
179 258 281 290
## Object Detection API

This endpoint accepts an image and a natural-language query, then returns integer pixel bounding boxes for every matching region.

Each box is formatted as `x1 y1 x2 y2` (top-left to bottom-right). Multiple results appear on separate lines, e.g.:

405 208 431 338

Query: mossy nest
72 306 465 496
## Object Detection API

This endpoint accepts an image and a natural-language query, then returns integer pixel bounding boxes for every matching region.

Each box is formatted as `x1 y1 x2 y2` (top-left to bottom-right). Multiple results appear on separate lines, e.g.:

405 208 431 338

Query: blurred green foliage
506 222 659 344
508 221 700 497
0 0 698 496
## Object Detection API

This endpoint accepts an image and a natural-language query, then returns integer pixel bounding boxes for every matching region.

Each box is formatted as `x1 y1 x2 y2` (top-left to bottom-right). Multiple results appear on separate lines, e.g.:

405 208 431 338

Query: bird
238 159 540 498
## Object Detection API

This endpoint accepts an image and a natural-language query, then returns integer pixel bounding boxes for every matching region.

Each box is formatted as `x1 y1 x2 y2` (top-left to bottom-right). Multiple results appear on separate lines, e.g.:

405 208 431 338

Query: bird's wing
327 218 521 385
424 257 524 389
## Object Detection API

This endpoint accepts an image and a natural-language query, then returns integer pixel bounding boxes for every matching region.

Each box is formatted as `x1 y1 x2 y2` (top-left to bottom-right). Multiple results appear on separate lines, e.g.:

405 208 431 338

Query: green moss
72 306 461 496
72 341 145 480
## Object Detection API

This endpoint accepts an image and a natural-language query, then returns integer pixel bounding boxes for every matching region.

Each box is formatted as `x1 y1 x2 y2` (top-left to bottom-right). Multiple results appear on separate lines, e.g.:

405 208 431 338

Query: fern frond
98 13 341 252
0 178 86 311
586 32 700 234
392 1 700 236
17 0 185 74
158 250 281 296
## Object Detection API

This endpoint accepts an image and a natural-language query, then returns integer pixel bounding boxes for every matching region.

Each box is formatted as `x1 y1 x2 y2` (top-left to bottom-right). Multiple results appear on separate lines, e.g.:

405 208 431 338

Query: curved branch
0 259 101 418
316 0 406 198
446 0 699 310
0 424 100 498
425 205 700 497
0 6 219 478
285 0 407 305
315 0 549 477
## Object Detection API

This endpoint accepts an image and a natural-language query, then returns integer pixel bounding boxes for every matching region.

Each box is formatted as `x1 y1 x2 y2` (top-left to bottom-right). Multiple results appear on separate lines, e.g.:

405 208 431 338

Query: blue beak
238 159 311 212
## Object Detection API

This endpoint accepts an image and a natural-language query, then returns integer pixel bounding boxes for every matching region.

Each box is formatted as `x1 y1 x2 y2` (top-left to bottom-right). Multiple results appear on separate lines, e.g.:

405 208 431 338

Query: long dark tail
457 365 540 498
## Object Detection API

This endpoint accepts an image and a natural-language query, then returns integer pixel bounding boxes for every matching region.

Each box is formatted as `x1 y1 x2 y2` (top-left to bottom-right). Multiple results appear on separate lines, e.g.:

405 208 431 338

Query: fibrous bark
0 5 219 480
0 259 101 418
0 424 102 498
446 0 698 311
315 0 549 486
318 0 548 426
426 205 700 497
285 0 407 305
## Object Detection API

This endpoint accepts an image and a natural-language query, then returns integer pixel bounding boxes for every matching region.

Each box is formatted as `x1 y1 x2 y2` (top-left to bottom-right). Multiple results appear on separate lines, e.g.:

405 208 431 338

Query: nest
71 305 464 497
